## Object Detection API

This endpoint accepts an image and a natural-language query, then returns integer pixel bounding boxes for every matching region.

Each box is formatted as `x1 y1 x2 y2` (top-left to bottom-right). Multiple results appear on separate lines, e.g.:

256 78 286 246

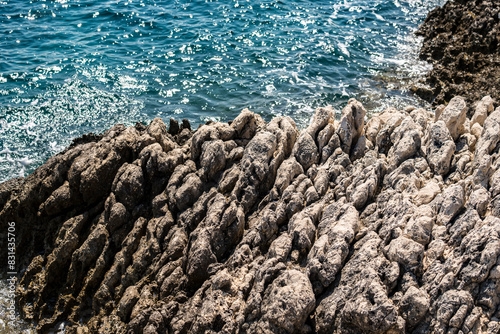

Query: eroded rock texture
1 97 500 334
414 0 500 106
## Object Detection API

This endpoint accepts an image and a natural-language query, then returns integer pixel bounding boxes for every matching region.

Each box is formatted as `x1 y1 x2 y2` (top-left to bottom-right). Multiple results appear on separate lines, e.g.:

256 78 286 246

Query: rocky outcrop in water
413 0 500 106
1 94 500 333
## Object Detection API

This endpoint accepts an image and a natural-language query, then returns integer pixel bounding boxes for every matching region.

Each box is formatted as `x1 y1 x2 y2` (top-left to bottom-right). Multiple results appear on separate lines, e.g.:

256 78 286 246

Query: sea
0 0 446 184
1 0 443 331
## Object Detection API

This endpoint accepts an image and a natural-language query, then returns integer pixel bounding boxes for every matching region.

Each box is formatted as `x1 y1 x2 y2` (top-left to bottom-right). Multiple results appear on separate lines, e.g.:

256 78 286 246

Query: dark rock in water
415 0 500 105
168 118 180 135
2 95 500 333
181 119 191 131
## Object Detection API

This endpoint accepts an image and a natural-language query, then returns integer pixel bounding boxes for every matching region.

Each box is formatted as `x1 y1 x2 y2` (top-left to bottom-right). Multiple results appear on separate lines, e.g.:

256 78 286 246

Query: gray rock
385 236 425 270
448 208 481 246
200 139 226 179
7 96 500 334
438 96 467 141
317 123 335 153
471 95 494 127
474 107 500 174
436 184 465 225
399 286 430 327
365 114 383 144
260 270 315 333
414 179 441 206
268 233 293 262
218 164 241 194
273 157 304 197
233 130 278 212
288 207 318 253
410 108 433 132
426 121 456 175
148 117 176 152
293 132 319 171
39 181 76 216
308 202 360 291
337 98 366 154
190 124 217 160
375 111 405 154
174 172 203 211
404 209 434 246
321 132 341 163
346 160 384 209
341 271 399 333
433 290 473 333
117 286 140 322
468 187 490 217
351 134 367 161
388 117 422 167
306 106 333 138
186 229 217 286
112 163 144 209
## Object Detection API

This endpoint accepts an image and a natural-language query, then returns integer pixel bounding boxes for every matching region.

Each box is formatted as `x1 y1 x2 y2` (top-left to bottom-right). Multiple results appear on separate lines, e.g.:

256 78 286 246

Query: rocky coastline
1 94 500 333
2 1 500 333
413 0 500 106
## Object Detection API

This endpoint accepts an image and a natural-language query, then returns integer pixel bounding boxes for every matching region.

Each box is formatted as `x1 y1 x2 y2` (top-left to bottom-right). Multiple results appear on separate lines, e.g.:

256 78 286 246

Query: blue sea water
0 0 444 183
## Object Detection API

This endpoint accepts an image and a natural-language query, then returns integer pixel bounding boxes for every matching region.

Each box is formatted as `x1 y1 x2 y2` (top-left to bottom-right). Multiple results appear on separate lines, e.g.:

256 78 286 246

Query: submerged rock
1 95 500 334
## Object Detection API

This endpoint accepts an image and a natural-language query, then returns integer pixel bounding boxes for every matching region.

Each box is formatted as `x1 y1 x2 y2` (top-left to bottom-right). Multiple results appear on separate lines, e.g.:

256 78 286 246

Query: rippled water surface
0 0 444 182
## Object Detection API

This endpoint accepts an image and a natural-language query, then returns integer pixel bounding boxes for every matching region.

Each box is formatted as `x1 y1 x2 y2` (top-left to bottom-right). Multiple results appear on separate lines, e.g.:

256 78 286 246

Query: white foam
17 157 33 167
0 148 12 154
338 42 350 57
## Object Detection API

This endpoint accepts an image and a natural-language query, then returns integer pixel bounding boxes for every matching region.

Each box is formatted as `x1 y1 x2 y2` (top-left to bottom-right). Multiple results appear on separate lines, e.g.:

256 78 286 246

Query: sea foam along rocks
1 96 500 333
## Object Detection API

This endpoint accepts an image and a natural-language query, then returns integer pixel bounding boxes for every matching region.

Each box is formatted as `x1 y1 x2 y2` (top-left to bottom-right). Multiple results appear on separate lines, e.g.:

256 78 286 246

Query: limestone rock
337 98 366 155
148 117 176 152
4 94 500 334
118 286 140 322
112 163 144 209
293 132 319 171
341 274 399 333
414 179 441 206
259 270 315 333
308 202 360 291
474 107 500 168
426 121 456 175
230 108 265 139
375 111 405 155
306 106 333 138
399 286 430 327
438 96 467 141
471 95 495 127
200 139 226 179
385 236 425 270
436 184 465 226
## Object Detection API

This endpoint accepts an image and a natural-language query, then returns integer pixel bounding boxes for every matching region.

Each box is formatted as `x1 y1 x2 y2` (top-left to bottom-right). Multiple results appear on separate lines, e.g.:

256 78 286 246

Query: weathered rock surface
414 0 500 106
1 95 500 334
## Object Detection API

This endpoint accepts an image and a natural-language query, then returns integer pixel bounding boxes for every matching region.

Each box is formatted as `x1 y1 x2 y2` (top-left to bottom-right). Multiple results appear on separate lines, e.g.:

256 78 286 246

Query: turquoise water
0 0 444 182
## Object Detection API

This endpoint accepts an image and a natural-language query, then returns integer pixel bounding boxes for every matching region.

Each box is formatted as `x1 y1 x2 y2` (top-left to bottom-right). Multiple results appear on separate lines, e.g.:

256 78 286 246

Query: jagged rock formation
1 94 500 333
412 0 500 106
